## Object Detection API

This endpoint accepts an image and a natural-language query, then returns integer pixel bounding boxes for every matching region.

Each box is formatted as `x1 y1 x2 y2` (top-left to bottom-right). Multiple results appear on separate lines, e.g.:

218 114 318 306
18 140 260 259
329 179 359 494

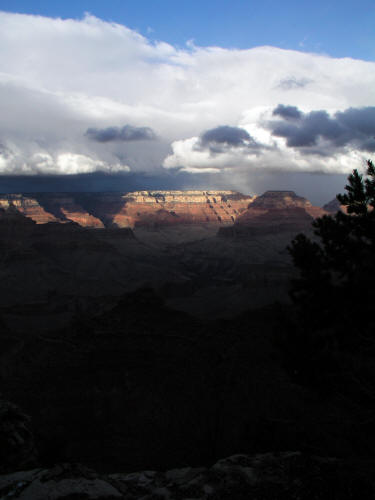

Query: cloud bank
0 11 375 186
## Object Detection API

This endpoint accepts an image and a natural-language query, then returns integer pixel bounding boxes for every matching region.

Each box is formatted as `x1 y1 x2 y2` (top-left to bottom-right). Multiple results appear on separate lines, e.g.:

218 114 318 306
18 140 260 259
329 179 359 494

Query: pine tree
288 160 375 339
283 160 375 389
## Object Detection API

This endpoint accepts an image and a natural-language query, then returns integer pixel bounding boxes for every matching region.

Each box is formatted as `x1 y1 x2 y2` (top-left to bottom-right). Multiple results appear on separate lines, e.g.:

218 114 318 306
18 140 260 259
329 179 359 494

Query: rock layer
111 190 254 228
0 195 58 224
0 191 254 229
0 190 331 231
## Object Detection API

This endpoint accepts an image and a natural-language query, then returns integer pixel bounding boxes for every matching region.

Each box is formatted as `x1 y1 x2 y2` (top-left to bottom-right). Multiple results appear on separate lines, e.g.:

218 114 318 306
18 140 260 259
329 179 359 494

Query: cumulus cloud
0 10 374 184
86 125 156 143
164 125 265 173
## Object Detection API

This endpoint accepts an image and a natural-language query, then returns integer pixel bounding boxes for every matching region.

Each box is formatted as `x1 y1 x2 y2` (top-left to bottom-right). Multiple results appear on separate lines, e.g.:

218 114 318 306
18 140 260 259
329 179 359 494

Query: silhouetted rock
0 399 38 473
0 453 373 499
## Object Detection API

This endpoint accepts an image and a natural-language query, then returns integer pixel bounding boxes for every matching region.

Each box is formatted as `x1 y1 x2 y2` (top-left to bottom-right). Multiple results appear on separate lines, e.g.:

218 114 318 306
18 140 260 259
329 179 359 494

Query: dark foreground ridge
1 453 373 499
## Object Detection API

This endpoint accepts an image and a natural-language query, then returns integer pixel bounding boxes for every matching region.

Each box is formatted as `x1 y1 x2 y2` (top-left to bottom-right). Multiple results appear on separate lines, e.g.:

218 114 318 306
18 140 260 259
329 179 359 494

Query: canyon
1 187 374 493
0 190 254 228
0 189 330 230
0 189 331 325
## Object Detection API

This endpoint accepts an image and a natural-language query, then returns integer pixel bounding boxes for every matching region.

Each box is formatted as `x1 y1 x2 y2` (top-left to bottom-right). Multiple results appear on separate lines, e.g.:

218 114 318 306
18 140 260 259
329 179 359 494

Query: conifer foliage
288 160 375 341
284 161 375 390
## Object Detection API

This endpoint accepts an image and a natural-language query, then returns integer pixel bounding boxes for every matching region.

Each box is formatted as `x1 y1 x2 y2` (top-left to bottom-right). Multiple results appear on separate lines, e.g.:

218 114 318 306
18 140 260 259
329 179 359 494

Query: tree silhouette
283 160 375 390
288 160 375 338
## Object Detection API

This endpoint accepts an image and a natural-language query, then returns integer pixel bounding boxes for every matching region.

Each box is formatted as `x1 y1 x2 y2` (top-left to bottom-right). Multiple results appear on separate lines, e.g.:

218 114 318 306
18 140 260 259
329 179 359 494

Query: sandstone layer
0 191 254 229
0 190 332 231
111 190 254 228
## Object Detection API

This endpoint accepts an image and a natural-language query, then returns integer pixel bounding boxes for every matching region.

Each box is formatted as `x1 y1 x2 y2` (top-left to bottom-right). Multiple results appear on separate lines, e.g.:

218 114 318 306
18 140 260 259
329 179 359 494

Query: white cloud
0 146 130 175
0 11 374 177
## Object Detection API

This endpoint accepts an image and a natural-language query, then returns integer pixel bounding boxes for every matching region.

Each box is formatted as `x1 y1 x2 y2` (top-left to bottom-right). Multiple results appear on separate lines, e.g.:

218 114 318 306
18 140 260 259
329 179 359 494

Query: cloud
164 106 372 175
201 126 252 147
86 125 156 143
272 104 302 120
276 77 313 90
198 125 261 155
0 143 130 175
269 105 375 152
163 125 263 173
0 11 374 183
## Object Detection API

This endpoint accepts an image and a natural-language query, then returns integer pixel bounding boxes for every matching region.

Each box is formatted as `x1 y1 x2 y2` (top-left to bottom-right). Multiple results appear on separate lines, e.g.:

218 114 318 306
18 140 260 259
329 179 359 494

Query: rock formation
0 195 57 224
242 190 326 218
0 191 254 229
0 453 372 499
36 194 105 228
220 191 327 237
0 190 333 231
111 190 254 228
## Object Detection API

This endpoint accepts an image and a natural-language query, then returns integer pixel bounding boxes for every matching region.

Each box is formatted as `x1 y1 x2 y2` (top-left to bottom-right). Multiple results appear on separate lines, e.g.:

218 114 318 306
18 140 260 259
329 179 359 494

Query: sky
0 1 375 202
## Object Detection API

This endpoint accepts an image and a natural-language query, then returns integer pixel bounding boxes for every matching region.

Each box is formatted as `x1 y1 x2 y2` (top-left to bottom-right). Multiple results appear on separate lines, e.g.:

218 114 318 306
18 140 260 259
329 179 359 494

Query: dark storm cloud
201 126 252 147
335 107 375 137
273 104 302 121
272 110 344 147
270 105 375 152
85 125 156 143
197 125 260 154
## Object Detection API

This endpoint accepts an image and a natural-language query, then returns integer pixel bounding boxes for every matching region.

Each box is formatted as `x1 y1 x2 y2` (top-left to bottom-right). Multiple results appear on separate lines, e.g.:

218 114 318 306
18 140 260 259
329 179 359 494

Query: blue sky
1 0 375 60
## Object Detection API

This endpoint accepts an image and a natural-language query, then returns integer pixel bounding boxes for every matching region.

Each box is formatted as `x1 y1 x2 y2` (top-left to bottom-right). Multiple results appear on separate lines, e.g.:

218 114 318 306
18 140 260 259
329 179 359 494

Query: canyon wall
0 191 254 229
0 190 329 230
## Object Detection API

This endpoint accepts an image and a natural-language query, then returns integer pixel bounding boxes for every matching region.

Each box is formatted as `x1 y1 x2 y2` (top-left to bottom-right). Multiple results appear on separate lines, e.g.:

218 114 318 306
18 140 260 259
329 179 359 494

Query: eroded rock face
0 191 254 229
0 196 58 224
111 190 254 228
220 191 327 237
36 195 105 228
0 453 372 499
